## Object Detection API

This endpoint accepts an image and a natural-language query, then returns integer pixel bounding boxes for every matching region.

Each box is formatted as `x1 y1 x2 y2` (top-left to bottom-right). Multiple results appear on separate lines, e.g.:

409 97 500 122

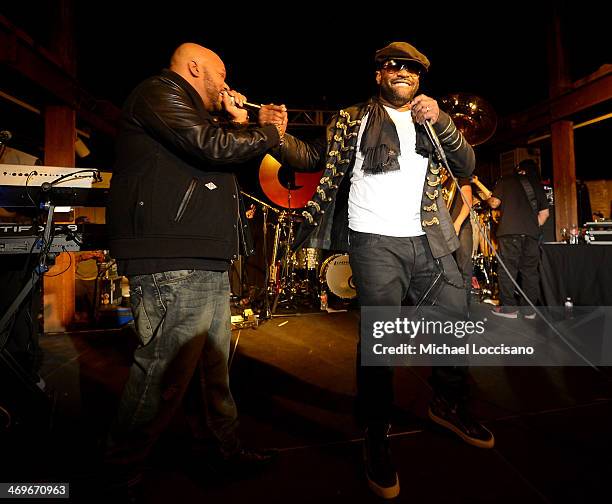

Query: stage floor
4 307 612 503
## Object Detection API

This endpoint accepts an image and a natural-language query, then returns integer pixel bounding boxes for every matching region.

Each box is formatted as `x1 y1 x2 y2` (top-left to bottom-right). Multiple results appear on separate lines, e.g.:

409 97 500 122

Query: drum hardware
470 208 498 302
261 209 354 314
244 179 307 313
266 210 309 314
235 192 318 317
468 176 499 302
238 192 357 316
239 191 279 319
240 191 280 214
472 252 498 304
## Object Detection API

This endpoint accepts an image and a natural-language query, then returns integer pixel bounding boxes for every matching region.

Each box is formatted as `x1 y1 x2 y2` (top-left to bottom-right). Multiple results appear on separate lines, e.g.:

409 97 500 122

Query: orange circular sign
258 154 323 209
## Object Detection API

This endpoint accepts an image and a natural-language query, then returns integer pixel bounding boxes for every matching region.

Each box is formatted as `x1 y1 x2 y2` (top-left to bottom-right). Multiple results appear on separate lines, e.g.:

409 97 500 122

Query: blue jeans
106 269 239 466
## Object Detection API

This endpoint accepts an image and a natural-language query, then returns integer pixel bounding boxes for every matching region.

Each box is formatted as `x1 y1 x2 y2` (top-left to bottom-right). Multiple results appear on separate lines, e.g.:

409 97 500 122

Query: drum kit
239 156 357 317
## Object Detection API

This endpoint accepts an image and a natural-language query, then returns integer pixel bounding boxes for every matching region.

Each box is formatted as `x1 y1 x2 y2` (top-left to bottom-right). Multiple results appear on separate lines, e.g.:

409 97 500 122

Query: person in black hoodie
105 42 285 485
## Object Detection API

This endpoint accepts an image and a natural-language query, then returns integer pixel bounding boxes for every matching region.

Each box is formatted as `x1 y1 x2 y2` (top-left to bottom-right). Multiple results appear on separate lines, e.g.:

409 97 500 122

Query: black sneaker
490 306 518 319
428 396 494 449
221 447 279 475
102 464 144 489
363 426 400 499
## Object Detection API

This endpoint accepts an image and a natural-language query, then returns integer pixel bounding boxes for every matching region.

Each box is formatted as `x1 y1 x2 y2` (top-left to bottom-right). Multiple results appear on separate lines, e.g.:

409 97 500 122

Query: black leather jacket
278 102 474 258
108 69 280 261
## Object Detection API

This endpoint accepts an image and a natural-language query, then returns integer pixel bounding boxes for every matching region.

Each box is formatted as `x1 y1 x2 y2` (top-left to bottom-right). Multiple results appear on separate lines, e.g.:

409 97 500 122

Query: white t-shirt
348 106 428 237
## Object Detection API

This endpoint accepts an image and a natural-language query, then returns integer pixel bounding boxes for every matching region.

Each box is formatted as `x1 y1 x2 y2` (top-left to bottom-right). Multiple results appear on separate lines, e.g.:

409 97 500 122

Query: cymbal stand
260 206 272 320
240 191 280 216
268 210 284 314
239 191 279 320
267 211 295 314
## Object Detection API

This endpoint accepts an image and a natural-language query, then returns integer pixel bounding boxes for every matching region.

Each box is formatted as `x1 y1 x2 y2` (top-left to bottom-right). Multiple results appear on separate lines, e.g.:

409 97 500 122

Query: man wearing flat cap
274 41 494 499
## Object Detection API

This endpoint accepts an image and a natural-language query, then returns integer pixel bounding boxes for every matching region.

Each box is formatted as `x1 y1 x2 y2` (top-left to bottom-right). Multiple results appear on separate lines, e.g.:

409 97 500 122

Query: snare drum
319 254 357 300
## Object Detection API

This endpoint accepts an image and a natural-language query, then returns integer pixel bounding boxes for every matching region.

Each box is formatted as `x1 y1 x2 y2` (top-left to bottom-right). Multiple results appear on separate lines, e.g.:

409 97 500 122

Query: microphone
423 120 447 165
240 101 262 111
423 119 458 186
0 130 12 143
225 92 262 111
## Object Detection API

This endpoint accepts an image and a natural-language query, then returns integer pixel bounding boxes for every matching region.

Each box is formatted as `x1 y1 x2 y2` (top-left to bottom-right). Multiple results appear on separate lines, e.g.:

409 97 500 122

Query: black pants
349 231 469 428
497 234 540 308
454 219 473 300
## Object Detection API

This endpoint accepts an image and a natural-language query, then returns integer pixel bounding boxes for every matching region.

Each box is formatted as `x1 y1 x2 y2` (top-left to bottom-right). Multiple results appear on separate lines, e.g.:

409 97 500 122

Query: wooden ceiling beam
492 66 612 145
0 14 118 137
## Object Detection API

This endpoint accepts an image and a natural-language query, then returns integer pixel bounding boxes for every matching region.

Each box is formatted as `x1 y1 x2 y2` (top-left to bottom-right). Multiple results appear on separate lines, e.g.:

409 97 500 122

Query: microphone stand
425 120 599 370
0 199 56 418
260 206 272 320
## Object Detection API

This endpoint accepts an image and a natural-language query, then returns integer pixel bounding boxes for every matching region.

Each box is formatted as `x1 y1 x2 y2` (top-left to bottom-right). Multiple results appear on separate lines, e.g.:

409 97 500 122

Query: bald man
105 42 285 489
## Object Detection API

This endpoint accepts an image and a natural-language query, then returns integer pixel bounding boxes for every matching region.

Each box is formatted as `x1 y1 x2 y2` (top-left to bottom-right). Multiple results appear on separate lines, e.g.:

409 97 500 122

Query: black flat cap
375 42 430 73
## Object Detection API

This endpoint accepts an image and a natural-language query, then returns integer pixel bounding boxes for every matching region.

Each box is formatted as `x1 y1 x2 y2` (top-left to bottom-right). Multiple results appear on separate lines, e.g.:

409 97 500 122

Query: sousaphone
438 93 497 208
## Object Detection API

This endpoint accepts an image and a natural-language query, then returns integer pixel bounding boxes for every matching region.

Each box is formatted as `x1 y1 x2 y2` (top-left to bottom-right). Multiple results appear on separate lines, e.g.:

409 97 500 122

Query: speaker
229 256 244 297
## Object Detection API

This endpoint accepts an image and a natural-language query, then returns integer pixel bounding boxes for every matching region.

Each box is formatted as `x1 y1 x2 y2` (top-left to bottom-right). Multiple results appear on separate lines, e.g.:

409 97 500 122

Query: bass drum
319 254 357 300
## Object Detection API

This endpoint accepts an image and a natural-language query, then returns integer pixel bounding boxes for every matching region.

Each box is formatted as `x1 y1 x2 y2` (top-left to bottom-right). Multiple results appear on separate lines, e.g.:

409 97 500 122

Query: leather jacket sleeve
129 77 280 166
277 133 327 172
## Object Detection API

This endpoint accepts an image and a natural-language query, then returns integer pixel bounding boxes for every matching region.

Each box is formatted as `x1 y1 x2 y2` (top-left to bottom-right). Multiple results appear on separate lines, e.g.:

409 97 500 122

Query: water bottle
569 224 579 244
320 290 328 311
564 297 573 319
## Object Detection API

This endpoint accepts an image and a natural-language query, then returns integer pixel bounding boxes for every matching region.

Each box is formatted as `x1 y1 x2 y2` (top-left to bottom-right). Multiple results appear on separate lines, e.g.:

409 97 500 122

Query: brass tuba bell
437 93 497 208
438 93 497 146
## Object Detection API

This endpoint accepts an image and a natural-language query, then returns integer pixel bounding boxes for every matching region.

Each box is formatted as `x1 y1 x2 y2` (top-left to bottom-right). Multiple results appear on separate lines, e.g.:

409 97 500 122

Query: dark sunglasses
380 59 423 76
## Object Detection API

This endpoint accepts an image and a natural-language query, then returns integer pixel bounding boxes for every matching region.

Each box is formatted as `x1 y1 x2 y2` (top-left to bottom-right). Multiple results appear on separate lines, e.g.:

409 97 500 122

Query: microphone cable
423 120 600 371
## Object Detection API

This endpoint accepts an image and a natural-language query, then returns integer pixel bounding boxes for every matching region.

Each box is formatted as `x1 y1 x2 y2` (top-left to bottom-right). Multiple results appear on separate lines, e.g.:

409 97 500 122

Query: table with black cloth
539 243 612 305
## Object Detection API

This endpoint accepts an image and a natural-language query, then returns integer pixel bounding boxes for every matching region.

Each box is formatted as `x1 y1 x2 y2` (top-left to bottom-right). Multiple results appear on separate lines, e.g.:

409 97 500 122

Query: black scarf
360 97 401 175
